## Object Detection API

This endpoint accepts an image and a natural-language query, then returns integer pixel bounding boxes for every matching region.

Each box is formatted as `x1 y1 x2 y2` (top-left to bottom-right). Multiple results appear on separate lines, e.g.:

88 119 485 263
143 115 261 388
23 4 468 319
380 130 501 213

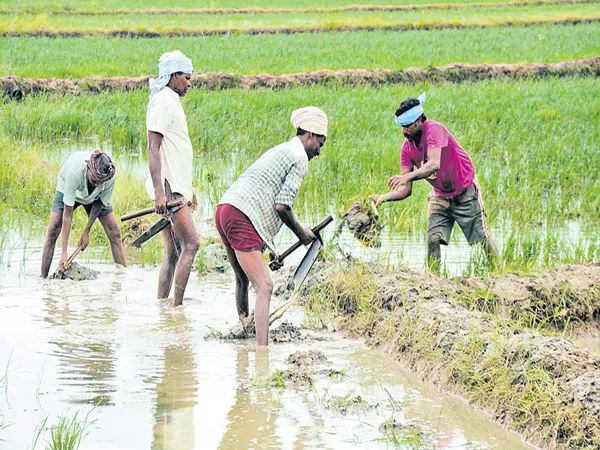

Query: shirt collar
289 136 308 162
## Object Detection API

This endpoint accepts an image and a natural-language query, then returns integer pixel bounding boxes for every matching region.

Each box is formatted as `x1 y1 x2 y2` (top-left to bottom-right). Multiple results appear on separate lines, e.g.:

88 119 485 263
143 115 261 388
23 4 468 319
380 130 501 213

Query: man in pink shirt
374 94 495 270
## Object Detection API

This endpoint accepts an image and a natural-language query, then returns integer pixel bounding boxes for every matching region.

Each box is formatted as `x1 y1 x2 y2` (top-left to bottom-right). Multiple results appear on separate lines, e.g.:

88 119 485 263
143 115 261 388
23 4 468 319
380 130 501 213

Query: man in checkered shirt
216 106 328 346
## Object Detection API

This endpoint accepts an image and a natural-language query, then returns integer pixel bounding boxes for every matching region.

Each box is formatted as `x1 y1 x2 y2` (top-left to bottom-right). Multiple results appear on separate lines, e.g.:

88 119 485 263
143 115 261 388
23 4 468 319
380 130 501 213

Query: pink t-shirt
400 120 475 197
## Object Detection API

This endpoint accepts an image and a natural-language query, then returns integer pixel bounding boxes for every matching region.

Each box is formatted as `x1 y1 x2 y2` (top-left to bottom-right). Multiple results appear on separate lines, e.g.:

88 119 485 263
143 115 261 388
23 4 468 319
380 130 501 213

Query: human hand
78 230 90 250
58 252 69 271
268 250 284 271
373 194 386 209
388 174 412 191
154 192 168 216
299 227 317 246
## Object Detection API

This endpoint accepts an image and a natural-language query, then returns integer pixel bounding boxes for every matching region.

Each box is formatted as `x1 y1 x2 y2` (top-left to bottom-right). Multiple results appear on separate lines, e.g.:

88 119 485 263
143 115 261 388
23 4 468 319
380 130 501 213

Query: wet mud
5 0 595 16
3 58 599 101
50 261 99 280
304 261 600 449
1 16 598 39
337 200 382 247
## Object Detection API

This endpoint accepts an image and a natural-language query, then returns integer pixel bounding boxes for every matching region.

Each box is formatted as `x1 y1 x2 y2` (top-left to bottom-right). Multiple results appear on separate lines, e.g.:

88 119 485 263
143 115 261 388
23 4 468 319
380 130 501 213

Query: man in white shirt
41 150 125 277
216 106 328 346
147 50 199 306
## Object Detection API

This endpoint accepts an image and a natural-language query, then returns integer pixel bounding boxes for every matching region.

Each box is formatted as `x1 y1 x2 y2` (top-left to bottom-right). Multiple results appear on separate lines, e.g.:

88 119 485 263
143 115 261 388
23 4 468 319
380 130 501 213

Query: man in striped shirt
216 107 328 346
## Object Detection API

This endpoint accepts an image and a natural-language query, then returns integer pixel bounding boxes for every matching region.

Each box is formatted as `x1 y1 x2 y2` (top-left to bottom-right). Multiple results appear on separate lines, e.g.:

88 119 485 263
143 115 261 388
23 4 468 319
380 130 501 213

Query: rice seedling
0 3 598 37
3 23 599 78
31 408 96 450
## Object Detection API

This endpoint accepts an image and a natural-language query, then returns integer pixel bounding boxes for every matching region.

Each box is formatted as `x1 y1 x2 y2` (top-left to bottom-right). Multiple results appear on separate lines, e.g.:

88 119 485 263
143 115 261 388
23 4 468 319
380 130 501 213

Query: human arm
148 130 167 215
275 204 316 246
374 166 414 208
78 201 102 250
388 147 441 189
58 205 74 269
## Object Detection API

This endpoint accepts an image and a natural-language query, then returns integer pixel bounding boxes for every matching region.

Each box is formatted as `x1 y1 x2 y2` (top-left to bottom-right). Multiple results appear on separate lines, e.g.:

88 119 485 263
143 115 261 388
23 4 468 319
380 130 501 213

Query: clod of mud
280 367 313 388
338 200 381 247
270 321 303 343
286 350 329 367
327 395 373 414
50 262 99 281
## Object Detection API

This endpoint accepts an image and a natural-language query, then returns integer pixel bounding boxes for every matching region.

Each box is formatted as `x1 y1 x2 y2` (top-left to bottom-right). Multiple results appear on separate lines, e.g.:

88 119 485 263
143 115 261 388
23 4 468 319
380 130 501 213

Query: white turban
290 106 328 137
149 50 194 95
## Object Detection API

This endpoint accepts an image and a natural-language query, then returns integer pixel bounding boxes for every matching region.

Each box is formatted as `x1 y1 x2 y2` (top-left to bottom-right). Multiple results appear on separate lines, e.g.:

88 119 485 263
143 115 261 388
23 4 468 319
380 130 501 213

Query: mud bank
1 16 598 39
303 262 600 449
2 58 599 100
3 0 593 16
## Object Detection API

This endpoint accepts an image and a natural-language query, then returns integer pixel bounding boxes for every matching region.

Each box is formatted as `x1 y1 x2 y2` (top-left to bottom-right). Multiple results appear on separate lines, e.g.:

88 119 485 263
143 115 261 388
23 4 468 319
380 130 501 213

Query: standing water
0 247 534 449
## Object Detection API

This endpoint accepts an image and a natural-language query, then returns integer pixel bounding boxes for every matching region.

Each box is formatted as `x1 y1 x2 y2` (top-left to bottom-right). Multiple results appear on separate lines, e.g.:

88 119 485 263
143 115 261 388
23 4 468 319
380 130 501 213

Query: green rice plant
3 23 600 78
0 3 598 36
31 408 96 450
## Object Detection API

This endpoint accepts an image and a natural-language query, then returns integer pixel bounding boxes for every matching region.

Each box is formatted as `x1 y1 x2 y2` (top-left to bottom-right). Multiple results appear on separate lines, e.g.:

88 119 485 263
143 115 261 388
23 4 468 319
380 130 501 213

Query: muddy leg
158 227 178 300
98 212 126 267
41 212 63 278
224 246 250 319
170 205 200 306
233 250 273 347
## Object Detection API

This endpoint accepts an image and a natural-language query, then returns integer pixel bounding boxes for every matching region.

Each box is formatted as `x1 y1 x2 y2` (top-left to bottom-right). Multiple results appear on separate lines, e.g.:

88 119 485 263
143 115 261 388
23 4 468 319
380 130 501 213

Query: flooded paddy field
0 251 535 449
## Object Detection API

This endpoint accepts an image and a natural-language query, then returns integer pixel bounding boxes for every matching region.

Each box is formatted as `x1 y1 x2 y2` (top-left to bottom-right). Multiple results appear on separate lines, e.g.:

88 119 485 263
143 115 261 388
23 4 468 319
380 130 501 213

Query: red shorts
215 204 264 252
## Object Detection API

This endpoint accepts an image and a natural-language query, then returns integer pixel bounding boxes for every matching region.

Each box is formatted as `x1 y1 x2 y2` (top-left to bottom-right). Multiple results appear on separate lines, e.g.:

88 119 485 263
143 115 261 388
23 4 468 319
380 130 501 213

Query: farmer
41 150 125 277
146 50 199 307
216 106 328 346
374 93 495 270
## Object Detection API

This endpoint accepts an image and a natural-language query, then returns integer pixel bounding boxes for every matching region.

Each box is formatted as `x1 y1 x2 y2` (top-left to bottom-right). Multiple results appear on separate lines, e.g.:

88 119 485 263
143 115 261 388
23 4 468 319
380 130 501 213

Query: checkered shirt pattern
219 137 309 251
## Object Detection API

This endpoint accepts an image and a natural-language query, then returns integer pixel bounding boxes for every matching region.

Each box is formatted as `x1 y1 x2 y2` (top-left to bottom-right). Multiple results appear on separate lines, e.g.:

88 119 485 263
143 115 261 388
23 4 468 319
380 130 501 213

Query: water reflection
219 347 280 450
152 309 197 450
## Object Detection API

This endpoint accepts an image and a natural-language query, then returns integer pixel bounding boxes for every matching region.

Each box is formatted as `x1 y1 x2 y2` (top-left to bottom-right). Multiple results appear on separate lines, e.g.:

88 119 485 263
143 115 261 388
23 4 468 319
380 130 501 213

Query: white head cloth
290 106 328 137
149 50 194 95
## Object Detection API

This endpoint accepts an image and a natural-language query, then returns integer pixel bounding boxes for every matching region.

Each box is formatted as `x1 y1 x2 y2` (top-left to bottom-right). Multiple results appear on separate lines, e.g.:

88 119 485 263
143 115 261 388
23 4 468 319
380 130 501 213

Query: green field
1 23 599 78
3 0 585 11
1 3 598 35
2 78 598 237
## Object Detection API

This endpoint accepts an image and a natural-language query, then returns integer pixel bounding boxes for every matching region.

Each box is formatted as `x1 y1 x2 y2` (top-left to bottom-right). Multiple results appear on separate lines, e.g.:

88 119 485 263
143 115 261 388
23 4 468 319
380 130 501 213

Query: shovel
121 199 185 250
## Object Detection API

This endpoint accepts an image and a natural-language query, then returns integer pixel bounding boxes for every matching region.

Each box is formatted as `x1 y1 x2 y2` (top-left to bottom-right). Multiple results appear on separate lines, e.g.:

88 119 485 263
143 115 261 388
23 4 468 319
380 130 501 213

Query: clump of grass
31 408 96 450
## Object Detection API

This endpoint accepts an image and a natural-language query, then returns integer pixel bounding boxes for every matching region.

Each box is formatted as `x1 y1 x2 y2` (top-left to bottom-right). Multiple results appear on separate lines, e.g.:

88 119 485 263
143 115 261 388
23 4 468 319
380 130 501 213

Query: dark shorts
215 204 264 252
51 191 113 218
427 181 490 246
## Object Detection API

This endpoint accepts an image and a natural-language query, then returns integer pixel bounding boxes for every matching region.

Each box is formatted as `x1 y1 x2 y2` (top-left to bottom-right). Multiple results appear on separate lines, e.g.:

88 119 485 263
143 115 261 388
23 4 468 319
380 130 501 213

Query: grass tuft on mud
303 261 600 449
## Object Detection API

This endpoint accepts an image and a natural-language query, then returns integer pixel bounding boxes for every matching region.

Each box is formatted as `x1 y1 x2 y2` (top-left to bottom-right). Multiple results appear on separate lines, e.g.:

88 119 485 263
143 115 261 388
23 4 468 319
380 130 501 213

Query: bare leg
224 246 250 319
98 212 126 267
234 250 273 347
170 205 200 306
41 212 63 278
158 226 179 300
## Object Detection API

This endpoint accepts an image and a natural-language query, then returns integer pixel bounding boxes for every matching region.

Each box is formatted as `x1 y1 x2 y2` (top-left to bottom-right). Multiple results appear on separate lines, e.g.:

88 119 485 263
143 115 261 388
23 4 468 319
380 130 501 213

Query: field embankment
2 58 599 99
298 261 600 449
1 3 599 37
2 0 596 15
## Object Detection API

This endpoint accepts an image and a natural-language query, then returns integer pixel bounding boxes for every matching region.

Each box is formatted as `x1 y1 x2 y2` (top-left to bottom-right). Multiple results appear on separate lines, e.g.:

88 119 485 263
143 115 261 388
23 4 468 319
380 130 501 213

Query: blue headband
395 92 426 126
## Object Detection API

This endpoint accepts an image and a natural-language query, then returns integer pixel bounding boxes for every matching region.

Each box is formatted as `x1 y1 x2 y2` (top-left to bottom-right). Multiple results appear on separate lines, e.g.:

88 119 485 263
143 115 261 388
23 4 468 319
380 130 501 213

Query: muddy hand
268 250 284 271
388 174 411 191
155 192 168 216
373 194 385 209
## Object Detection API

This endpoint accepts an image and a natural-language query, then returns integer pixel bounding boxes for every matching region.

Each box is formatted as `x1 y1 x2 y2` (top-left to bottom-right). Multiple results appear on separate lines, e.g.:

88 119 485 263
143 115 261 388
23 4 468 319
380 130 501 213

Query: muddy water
0 249 534 450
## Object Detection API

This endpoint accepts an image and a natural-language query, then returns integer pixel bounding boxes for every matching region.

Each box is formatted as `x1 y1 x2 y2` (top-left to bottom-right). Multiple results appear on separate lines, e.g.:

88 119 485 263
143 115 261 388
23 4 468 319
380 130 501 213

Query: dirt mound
50 262 99 281
280 368 313 388
457 263 600 330
286 350 329 367
307 262 600 449
327 394 372 414
3 58 599 100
